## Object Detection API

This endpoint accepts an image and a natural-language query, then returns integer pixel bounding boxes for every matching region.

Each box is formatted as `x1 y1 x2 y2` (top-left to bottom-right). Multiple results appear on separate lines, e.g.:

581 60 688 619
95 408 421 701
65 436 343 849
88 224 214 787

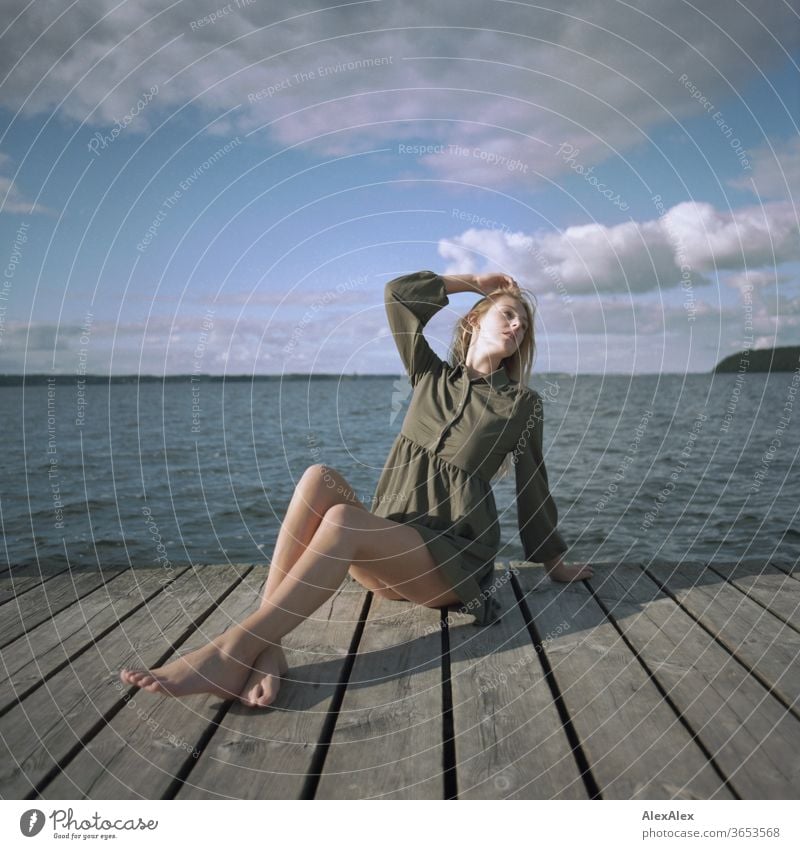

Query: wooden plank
517 565 733 799
0 564 250 797
314 595 444 799
768 558 799 581
0 567 128 647
707 560 800 629
647 561 800 711
178 577 367 800
0 566 70 605
41 566 269 799
448 567 587 799
0 567 191 713
595 563 800 798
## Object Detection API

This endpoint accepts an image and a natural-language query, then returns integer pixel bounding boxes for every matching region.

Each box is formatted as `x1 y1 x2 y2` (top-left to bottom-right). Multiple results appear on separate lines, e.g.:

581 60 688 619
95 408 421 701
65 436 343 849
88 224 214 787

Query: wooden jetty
0 558 798 800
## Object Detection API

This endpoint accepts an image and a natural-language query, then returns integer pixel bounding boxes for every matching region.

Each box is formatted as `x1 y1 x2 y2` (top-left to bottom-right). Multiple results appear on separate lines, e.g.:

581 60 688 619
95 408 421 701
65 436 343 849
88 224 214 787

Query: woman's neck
464 354 504 380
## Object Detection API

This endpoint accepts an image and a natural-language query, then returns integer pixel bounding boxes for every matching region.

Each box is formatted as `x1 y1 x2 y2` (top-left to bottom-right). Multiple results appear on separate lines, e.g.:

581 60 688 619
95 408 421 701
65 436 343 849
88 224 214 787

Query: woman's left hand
475 273 519 295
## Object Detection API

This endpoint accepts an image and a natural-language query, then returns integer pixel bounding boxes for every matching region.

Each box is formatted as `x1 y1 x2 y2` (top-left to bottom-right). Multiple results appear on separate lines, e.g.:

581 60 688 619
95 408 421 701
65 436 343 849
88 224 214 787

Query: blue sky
1 0 798 375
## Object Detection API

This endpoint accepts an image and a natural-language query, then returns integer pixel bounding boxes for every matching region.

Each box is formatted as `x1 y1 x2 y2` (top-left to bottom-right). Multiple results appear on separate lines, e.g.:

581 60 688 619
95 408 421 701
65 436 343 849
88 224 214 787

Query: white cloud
1 0 798 186
0 174 54 215
5 273 799 375
439 199 800 295
0 303 392 374
726 269 783 292
436 189 800 371
663 200 800 271
724 269 800 349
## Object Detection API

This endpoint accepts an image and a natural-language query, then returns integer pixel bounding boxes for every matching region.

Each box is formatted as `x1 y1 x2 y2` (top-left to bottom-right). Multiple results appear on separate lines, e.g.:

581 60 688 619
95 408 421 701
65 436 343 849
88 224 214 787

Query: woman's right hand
474 273 519 295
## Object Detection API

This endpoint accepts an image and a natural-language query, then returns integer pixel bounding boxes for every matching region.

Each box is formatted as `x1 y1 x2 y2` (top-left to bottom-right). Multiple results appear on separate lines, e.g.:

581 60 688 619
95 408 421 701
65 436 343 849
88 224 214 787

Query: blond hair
447 285 537 481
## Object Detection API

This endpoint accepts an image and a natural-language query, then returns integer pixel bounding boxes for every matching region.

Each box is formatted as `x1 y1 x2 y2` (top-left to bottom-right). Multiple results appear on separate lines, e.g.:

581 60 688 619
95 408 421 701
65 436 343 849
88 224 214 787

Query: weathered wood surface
0 567 128 647
646 560 800 712
767 558 799 581
0 566 70 605
1 559 798 800
42 566 261 800
706 560 800 629
314 594 444 800
516 566 733 799
447 576 587 799
595 563 800 800
0 567 190 712
0 565 251 797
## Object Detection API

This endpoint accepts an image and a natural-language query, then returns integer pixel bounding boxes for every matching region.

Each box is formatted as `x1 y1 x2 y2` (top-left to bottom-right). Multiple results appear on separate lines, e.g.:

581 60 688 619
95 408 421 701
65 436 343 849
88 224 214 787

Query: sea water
2 371 797 571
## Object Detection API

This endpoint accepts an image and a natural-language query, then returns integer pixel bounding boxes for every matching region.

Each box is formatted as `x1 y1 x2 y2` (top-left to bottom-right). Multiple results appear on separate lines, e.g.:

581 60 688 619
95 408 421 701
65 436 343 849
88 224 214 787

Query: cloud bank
2 0 799 186
439 198 800 295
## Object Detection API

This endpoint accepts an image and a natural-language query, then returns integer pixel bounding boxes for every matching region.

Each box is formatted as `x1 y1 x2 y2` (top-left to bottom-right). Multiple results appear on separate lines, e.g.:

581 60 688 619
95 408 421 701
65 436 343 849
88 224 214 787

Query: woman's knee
302 463 339 492
301 464 366 508
298 465 347 515
317 502 364 544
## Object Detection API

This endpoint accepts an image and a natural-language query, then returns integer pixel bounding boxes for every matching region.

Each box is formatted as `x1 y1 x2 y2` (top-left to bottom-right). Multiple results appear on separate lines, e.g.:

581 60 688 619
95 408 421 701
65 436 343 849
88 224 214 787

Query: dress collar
462 362 510 389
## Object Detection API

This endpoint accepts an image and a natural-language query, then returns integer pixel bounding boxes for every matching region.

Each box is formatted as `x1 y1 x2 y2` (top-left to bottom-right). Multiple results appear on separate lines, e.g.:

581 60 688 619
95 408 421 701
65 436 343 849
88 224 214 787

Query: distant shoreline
1 360 797 385
713 345 800 373
0 373 400 385
0 371 693 384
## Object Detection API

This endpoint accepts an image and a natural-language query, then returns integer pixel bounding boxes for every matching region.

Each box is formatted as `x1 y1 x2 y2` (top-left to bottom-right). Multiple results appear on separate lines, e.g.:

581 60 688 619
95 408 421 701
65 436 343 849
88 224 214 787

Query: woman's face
471 294 529 356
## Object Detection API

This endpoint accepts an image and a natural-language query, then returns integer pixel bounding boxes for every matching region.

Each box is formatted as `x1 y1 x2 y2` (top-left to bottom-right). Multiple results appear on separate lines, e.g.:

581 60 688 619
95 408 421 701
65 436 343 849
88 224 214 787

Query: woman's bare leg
260 464 367 601
119 504 459 706
260 464 404 603
242 464 373 705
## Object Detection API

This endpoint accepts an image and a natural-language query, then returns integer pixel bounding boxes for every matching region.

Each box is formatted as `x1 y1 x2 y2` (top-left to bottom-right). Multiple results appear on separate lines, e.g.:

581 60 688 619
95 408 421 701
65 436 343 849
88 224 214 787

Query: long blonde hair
448 285 538 482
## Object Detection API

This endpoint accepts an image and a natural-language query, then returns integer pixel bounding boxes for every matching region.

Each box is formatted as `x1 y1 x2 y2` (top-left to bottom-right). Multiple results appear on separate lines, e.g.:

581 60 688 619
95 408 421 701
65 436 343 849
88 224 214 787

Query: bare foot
119 638 252 699
239 643 289 708
547 561 594 581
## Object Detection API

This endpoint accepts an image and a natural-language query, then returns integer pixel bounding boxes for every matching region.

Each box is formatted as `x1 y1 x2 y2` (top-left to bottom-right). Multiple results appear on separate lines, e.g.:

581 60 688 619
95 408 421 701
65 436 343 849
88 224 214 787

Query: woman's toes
254 689 275 708
237 646 285 708
240 680 278 709
120 668 170 694
132 674 156 690
239 683 259 708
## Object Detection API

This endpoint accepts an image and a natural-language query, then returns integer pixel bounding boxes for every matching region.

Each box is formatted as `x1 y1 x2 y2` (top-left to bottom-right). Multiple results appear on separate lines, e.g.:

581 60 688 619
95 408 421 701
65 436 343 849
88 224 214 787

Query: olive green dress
369 270 568 626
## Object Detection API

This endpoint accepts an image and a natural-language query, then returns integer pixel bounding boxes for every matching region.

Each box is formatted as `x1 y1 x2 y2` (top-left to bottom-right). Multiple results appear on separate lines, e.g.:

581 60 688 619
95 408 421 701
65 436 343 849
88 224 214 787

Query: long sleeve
384 270 449 387
514 392 568 562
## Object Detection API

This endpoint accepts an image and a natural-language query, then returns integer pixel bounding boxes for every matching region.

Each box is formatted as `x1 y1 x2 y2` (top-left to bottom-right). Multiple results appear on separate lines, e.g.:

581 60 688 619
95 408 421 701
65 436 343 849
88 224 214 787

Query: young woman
120 270 593 708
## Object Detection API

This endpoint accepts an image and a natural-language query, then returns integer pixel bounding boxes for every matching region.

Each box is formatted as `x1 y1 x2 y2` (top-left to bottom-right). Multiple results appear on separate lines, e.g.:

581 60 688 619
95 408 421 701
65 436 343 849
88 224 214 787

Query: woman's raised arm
442 272 519 296
384 270 450 387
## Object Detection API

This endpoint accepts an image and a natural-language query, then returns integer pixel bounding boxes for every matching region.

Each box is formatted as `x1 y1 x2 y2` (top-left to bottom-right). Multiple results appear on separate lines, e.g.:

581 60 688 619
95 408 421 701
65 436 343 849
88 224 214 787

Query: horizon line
1 370 719 379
